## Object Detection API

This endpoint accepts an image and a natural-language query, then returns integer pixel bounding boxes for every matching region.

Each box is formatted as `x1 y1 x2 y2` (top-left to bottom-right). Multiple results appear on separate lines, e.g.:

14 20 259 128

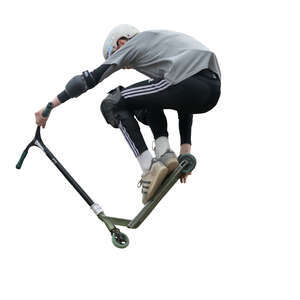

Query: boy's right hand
35 107 49 128
34 97 61 128
179 143 192 184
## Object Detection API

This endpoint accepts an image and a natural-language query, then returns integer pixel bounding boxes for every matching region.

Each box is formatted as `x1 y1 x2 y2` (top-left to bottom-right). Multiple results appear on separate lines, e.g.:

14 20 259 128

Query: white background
1 0 299 299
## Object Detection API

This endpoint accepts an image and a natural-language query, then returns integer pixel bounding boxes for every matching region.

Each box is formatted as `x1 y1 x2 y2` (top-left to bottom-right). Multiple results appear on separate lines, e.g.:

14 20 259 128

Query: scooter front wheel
112 231 129 248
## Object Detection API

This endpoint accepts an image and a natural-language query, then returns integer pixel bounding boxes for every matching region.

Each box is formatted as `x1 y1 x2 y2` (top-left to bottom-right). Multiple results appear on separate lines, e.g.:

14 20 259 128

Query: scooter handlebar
16 149 29 169
16 102 52 169
42 102 54 118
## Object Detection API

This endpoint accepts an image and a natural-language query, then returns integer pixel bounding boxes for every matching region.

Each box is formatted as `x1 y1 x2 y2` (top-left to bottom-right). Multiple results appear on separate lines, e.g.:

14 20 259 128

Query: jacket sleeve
57 38 140 103
57 63 121 103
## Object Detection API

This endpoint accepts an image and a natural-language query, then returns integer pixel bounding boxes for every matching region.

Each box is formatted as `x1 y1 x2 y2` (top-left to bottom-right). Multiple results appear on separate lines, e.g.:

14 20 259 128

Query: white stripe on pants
118 121 140 157
121 79 172 99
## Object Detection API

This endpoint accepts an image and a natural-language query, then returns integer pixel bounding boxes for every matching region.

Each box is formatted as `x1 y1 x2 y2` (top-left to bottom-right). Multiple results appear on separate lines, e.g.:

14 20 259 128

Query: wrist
180 143 191 154
51 97 61 108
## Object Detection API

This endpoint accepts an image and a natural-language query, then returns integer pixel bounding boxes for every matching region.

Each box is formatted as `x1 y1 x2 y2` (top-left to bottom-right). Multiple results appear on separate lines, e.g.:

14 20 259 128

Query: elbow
65 74 88 98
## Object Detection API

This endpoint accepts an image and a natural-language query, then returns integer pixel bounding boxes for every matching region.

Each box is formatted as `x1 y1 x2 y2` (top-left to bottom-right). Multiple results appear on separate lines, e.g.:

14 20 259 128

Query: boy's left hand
180 172 192 183
179 143 192 184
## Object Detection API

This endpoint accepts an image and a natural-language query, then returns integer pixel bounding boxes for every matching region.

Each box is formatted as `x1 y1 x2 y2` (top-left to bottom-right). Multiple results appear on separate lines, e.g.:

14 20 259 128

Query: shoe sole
143 166 169 205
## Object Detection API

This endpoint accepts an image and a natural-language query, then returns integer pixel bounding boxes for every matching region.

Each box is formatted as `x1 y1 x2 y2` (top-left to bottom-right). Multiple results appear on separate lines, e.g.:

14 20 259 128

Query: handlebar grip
42 102 54 118
16 149 29 169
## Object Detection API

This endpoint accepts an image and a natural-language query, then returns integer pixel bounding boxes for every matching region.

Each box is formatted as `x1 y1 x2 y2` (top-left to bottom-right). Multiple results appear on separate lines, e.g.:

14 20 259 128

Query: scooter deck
102 159 187 229
128 160 186 228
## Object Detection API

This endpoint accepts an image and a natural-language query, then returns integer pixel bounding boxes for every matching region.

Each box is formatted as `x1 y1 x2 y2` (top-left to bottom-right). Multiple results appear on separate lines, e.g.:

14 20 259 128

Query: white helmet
103 24 139 59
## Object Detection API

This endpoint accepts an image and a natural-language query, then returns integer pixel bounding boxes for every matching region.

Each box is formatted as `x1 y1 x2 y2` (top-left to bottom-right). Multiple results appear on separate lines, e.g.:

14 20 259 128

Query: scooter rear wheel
178 154 197 174
112 231 129 248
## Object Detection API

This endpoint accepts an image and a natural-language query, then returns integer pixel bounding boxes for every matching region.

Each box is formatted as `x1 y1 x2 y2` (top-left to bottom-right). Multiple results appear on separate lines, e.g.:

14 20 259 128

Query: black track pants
117 69 221 156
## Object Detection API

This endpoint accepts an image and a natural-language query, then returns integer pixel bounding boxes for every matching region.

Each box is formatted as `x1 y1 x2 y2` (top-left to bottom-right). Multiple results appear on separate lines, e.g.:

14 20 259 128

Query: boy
35 24 221 204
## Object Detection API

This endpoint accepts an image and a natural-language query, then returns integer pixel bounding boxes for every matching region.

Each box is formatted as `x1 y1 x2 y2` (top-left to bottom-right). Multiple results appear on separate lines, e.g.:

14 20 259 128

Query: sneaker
138 159 169 204
158 150 179 174
152 141 179 174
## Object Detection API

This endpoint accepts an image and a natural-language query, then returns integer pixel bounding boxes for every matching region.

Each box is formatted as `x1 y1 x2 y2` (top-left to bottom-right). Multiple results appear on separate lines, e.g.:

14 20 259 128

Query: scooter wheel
178 153 197 174
112 231 129 249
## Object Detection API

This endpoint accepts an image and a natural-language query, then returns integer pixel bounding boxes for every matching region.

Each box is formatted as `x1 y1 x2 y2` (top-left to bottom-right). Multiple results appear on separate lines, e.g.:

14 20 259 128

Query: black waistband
196 69 220 81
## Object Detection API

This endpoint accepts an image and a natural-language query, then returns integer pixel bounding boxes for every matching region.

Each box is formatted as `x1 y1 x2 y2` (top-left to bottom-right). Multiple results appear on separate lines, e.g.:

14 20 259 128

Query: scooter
16 103 197 248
